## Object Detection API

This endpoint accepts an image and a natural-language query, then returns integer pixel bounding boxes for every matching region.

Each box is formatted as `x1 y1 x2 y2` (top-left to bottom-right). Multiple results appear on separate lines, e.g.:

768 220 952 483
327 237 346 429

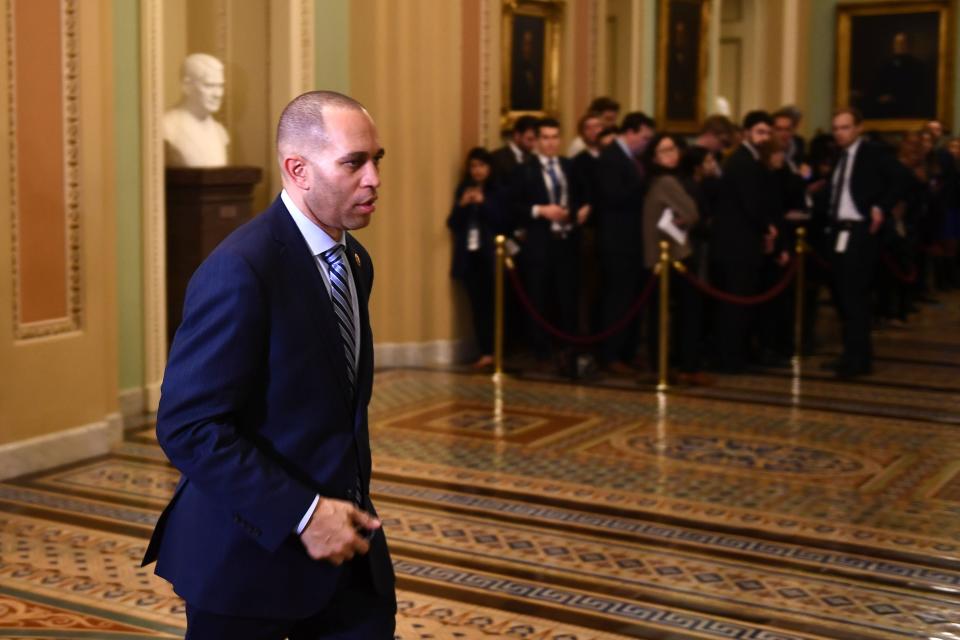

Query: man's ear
282 155 310 190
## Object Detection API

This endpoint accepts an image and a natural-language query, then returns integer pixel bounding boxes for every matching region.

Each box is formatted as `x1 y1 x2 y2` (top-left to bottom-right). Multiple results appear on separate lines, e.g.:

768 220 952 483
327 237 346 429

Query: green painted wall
806 0 960 135
315 0 351 93
114 0 143 391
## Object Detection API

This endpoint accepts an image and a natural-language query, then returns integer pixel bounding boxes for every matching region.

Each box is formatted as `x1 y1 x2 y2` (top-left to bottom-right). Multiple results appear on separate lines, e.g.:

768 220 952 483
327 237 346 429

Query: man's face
298 108 383 239
515 128 537 154
772 116 794 148
831 112 860 148
948 138 960 160
893 32 908 55
184 66 225 115
581 117 603 146
926 121 944 140
745 122 771 147
537 126 561 158
625 124 655 154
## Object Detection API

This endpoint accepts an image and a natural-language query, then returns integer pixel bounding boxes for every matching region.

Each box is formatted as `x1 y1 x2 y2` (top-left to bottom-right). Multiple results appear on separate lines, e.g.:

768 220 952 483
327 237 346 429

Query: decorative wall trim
375 339 472 369
479 0 491 147
140 0 167 411
8 0 82 340
0 414 122 481
300 0 314 92
118 387 146 429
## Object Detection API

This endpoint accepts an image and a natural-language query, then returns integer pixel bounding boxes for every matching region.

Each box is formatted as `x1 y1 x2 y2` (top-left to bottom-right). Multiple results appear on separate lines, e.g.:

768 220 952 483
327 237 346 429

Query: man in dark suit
822 107 902 377
513 117 589 367
594 112 655 374
491 115 539 184
142 91 396 638
710 110 778 372
772 106 807 174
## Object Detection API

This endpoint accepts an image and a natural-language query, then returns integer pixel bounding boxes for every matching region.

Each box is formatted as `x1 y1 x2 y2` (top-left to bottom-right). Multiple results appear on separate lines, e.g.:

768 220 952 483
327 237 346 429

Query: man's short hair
772 105 802 126
276 90 366 154
699 114 734 136
588 96 620 114
742 110 773 131
578 112 601 135
513 115 540 134
620 111 655 133
833 106 863 125
537 117 561 134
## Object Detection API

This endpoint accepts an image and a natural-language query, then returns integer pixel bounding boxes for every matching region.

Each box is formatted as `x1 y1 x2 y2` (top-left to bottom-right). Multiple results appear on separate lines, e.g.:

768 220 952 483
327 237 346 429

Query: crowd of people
447 97 960 382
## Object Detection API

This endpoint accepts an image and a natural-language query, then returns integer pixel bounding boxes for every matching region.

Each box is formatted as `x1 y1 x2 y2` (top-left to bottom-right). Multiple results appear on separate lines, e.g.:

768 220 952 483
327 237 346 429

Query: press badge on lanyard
467 226 481 252
835 230 850 254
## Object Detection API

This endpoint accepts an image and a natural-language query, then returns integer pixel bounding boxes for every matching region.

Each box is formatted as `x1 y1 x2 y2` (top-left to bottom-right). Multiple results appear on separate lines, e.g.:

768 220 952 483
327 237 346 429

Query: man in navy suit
512 117 590 367
142 91 396 638
822 107 902 378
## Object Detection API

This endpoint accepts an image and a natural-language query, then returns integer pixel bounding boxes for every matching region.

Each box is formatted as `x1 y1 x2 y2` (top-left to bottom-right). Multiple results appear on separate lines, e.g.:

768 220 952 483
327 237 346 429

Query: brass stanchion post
494 235 506 377
793 227 806 363
657 240 671 391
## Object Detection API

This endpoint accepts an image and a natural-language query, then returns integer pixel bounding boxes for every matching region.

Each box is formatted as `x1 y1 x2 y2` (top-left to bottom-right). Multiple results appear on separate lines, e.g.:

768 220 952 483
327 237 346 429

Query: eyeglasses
656 145 679 154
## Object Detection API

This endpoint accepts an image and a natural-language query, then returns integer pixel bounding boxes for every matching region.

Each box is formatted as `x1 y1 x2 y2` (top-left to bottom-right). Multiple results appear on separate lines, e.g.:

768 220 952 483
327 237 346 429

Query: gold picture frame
656 0 711 133
501 0 563 129
836 1 954 131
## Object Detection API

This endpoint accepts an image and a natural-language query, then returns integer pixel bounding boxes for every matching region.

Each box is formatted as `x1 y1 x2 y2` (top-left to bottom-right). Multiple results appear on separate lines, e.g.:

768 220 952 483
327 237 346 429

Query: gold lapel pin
354 252 361 268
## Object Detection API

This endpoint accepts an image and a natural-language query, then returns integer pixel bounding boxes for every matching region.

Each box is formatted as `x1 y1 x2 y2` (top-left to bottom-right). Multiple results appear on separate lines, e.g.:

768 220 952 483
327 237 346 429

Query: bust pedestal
165 166 263 342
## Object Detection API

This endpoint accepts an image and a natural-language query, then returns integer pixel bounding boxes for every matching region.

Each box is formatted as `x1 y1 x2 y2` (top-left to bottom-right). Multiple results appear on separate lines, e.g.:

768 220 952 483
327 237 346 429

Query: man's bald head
277 91 368 158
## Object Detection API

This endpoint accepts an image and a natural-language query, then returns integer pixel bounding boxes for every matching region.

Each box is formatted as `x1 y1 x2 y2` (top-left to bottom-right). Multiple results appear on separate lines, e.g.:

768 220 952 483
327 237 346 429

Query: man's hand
576 204 591 225
458 187 482 207
869 206 884 235
299 497 381 565
537 204 569 222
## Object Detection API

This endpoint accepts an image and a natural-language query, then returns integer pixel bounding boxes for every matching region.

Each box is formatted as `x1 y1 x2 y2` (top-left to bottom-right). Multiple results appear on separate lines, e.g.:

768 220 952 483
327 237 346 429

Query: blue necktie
321 245 365 508
321 245 357 393
546 158 562 205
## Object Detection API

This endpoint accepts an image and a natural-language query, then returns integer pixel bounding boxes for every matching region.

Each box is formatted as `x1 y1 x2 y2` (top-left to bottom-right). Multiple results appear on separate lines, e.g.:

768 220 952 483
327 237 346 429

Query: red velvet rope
506 266 659 345
881 252 918 284
676 259 799 306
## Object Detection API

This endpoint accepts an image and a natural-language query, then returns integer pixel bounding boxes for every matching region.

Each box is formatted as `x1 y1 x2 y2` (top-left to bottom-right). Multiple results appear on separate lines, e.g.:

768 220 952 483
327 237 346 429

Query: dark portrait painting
510 14 546 112
837 1 952 130
849 12 939 119
665 0 702 122
656 0 710 132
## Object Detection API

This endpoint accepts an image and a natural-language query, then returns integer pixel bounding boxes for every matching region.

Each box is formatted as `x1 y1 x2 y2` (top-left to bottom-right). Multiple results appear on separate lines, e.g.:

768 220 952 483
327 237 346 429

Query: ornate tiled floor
2 295 959 638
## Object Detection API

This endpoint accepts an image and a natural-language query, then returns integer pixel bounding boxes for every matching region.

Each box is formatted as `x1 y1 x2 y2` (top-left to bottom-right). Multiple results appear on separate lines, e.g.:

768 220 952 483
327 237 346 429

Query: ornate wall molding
299 0 314 92
140 0 167 409
479 0 491 147
8 0 82 341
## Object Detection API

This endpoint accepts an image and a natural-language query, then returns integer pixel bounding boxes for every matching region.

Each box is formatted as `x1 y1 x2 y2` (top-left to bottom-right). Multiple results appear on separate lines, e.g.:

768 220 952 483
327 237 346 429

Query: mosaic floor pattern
2 294 958 638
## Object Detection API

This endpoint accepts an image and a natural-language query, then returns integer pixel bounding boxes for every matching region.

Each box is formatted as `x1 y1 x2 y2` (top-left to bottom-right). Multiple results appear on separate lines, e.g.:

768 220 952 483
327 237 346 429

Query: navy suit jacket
594 142 645 255
142 196 394 619
512 155 584 262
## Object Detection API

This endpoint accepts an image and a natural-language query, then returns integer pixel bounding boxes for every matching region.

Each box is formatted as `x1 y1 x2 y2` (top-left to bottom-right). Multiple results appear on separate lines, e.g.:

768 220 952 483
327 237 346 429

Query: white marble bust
164 53 230 167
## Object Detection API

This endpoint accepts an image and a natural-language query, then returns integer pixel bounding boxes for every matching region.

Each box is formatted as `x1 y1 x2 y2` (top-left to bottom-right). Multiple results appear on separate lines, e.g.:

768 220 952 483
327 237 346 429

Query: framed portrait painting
836 1 954 131
656 0 711 133
501 0 562 126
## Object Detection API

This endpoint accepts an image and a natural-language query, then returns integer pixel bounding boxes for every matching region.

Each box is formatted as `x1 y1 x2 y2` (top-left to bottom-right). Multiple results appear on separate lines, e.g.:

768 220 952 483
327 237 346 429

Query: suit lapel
269 201 353 409
345 234 373 403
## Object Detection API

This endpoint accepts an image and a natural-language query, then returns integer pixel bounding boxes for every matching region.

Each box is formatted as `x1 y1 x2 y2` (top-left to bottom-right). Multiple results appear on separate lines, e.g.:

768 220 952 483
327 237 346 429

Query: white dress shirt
834 138 864 221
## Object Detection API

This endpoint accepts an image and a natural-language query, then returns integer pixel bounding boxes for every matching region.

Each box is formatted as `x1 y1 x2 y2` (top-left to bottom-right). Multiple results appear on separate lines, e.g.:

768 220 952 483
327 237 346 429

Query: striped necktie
321 245 357 393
